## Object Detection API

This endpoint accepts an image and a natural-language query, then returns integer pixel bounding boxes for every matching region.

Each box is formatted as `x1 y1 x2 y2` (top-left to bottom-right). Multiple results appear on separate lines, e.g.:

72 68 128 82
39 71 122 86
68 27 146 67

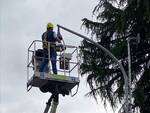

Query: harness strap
42 31 56 49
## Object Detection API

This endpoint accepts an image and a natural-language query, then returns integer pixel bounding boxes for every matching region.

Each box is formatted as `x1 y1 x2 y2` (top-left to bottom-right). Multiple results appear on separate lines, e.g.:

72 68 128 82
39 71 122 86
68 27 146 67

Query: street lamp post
57 24 129 113
127 35 140 113
127 38 132 113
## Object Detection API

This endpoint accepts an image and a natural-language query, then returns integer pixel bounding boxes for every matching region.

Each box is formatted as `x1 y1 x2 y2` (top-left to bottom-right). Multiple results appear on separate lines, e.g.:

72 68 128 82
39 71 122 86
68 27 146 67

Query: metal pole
34 41 37 74
127 35 140 113
48 42 51 75
57 24 129 113
127 38 132 113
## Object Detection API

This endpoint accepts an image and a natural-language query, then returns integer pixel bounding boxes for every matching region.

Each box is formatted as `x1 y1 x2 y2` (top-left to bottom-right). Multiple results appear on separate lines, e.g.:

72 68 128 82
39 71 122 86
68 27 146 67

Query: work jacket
42 30 57 49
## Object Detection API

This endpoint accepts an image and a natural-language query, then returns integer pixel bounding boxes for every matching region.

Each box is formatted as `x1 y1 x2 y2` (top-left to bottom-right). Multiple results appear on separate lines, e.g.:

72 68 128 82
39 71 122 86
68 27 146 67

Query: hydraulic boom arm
44 94 59 113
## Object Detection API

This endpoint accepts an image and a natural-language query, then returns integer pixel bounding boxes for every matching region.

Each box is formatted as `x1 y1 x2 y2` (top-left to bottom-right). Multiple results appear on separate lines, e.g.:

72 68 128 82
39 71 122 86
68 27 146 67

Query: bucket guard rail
27 40 80 96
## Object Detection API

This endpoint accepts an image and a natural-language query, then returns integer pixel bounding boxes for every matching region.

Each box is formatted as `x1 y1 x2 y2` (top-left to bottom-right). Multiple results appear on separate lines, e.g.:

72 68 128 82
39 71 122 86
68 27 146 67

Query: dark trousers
39 48 57 74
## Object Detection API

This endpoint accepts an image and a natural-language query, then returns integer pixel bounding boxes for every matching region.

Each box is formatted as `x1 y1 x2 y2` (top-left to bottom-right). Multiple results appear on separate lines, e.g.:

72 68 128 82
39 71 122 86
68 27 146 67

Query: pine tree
80 0 150 112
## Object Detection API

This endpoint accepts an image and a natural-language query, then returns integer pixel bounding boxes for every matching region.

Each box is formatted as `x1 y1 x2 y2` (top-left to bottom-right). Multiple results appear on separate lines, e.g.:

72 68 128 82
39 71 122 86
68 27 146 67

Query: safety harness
42 31 56 49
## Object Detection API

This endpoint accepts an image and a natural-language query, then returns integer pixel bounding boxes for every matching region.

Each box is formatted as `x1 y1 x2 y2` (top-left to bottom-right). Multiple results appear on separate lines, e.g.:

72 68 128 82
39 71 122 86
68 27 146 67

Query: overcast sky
0 0 114 113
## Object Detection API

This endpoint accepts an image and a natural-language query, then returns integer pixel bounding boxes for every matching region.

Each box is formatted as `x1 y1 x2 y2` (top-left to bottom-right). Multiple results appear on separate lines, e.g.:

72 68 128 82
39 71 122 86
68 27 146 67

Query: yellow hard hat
47 22 54 29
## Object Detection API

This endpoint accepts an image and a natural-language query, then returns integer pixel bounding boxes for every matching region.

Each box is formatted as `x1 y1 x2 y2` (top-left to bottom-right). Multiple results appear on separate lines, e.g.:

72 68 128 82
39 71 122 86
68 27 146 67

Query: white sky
0 0 114 113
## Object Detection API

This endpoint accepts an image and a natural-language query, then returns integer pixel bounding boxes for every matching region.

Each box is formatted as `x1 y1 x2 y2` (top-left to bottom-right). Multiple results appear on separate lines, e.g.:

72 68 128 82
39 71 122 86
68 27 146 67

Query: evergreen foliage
80 0 150 112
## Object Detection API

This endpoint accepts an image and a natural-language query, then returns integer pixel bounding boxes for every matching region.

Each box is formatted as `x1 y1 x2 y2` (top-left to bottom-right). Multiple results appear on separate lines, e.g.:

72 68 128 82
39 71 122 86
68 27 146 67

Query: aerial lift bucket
27 40 80 96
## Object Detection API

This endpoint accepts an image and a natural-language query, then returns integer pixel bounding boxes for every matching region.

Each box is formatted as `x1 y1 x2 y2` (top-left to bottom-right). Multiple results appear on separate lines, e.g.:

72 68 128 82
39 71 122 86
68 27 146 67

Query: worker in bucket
39 22 61 77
